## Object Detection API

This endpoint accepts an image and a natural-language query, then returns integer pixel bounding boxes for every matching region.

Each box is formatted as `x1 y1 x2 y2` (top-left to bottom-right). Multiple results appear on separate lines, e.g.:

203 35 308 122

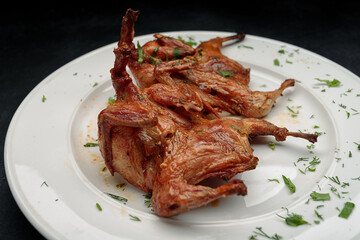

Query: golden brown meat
192 33 250 86
142 33 196 60
154 58 295 118
98 8 318 217
126 18 294 118
98 9 194 192
151 117 317 217
128 33 196 89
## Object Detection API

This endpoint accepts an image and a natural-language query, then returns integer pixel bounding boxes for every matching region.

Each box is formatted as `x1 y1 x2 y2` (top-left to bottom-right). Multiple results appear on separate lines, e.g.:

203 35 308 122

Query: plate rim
4 30 360 239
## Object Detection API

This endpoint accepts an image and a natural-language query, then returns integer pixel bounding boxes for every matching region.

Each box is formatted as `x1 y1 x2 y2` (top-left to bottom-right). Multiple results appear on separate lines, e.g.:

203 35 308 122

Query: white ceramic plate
5 31 360 240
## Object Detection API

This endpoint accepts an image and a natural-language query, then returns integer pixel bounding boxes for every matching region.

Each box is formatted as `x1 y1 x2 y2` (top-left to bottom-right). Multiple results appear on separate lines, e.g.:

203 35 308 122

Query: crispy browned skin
154 58 295 118
98 9 193 192
192 33 250 86
126 17 294 118
98 9 318 217
151 117 317 217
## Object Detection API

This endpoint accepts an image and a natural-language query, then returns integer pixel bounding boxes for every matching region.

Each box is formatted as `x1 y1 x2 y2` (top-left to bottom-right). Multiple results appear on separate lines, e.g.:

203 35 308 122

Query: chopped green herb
310 191 331 201
105 193 128 204
305 156 321 172
314 131 325 136
129 214 141 221
96 203 102 211
338 202 355 219
278 212 309 227
268 179 280 183
328 176 341 185
252 227 282 240
298 169 306 174
152 46 159 57
219 70 233 78
307 144 315 150
92 82 98 87
41 181 48 187
83 142 99 147
278 49 285 54
173 47 182 60
354 142 360 150
282 175 296 193
297 157 309 162
286 106 300 118
315 78 341 87
177 36 197 46
274 59 280 66
238 45 254 49
42 95 46 102
137 41 144 65
144 193 152 208
108 96 116 104
346 111 350 119
314 210 323 221
339 103 347 109
231 125 252 140
268 142 276 150
329 184 341 199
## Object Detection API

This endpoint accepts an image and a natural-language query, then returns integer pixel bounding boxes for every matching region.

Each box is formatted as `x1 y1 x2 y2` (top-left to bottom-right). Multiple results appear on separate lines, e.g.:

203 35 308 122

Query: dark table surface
1 2 359 239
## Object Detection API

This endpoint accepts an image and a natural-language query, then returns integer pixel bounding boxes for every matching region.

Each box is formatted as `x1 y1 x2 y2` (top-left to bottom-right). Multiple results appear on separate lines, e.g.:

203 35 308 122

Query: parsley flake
252 227 282 240
219 70 233 78
231 125 252 140
274 59 280 66
144 193 152 208
268 179 280 183
278 212 309 227
282 175 296 193
137 41 144 65
129 214 141 221
83 142 99 147
268 142 276 150
310 191 331 201
338 202 355 219
96 203 102 211
105 192 128 204
354 142 360 150
315 78 341 87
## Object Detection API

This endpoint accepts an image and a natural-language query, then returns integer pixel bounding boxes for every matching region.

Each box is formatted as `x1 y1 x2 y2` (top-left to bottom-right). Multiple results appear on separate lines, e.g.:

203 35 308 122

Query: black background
1 2 359 239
